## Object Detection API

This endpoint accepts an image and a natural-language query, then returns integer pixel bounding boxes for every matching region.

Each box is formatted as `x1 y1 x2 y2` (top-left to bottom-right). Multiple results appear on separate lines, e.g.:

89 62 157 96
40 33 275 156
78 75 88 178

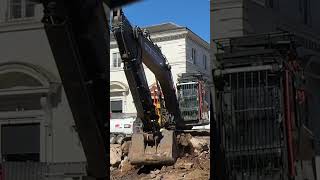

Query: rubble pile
110 134 210 180
110 144 122 167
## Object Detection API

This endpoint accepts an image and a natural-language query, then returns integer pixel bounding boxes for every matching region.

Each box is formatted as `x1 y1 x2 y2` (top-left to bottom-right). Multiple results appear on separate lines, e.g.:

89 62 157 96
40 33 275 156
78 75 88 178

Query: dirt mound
110 135 210 180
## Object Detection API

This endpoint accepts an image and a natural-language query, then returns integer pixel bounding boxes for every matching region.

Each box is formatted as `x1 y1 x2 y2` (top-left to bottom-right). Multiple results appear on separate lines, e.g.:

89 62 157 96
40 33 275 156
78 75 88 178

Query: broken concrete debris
189 137 209 154
110 135 210 179
110 144 122 167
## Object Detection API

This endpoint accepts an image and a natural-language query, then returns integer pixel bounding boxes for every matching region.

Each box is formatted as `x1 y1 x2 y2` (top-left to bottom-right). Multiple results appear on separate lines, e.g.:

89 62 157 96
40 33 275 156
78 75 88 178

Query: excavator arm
111 9 181 165
111 9 159 132
112 9 184 129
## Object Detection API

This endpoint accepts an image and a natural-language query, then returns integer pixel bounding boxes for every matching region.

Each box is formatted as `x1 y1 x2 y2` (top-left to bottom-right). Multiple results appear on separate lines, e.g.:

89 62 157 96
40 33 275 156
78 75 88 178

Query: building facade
211 0 320 40
210 0 320 153
110 23 211 114
210 0 320 64
0 0 97 178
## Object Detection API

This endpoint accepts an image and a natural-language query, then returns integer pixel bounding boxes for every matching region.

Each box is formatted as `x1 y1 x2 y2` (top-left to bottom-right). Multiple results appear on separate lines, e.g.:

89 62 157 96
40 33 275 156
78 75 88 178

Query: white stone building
0 0 90 178
110 23 211 114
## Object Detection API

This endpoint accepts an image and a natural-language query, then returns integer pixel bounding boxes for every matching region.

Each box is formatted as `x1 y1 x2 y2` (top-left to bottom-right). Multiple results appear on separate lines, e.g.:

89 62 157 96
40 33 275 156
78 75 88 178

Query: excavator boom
112 9 183 129
112 9 180 165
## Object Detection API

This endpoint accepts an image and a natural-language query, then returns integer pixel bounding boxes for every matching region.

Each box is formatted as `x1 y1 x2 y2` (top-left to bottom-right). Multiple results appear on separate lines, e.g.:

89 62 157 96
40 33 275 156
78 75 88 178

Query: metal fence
1 162 87 180
216 69 286 178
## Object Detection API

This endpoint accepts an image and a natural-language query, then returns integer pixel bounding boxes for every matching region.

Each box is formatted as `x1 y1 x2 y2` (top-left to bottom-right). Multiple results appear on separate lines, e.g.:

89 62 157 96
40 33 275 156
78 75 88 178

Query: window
267 0 273 8
112 52 122 68
299 0 303 12
191 48 197 64
110 100 122 113
203 55 207 70
2 123 40 162
303 0 310 25
8 0 36 20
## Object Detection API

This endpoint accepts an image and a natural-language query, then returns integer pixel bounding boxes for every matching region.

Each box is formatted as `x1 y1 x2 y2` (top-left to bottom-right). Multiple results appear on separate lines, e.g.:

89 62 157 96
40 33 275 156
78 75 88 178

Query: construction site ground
110 135 210 180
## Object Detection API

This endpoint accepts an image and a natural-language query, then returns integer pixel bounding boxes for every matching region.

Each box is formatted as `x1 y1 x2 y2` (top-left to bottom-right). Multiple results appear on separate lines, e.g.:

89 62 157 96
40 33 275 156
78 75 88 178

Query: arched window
0 62 60 162
0 71 45 111
0 62 59 112
0 71 43 89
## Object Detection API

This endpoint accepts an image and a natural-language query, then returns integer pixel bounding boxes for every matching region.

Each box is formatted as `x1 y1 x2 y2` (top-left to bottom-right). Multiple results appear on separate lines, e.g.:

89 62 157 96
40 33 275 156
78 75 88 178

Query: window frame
203 54 207 70
266 0 274 8
110 99 123 113
303 0 311 25
111 52 122 68
191 48 197 65
0 122 41 162
299 0 303 12
6 0 36 21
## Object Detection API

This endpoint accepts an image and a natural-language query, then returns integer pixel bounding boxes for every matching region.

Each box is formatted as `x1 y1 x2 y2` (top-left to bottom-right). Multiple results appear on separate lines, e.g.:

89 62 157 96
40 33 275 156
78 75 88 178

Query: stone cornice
186 31 210 50
111 30 188 49
150 33 187 43
111 27 210 50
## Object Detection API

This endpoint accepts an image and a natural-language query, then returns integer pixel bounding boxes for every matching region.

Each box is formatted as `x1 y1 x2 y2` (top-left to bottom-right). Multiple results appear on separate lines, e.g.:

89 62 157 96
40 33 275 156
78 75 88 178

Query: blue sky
123 0 210 42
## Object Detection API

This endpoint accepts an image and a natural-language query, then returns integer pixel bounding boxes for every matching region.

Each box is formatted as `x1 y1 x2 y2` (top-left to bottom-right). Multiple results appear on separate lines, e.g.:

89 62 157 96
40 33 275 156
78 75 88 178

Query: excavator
112 8 185 165
34 0 207 179
112 8 211 165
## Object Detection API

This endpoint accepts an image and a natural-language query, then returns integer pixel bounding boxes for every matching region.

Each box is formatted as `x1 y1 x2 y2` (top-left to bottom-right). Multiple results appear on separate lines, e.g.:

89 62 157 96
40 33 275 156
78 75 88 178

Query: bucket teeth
128 130 177 165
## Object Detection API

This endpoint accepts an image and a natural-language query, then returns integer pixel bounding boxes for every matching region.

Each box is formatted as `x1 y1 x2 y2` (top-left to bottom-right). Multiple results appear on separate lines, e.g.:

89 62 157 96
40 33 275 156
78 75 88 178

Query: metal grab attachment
215 68 285 179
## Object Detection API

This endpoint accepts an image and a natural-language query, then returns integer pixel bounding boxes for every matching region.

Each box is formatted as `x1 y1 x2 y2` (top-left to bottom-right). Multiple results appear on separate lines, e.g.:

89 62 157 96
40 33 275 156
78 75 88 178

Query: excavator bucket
128 129 177 165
